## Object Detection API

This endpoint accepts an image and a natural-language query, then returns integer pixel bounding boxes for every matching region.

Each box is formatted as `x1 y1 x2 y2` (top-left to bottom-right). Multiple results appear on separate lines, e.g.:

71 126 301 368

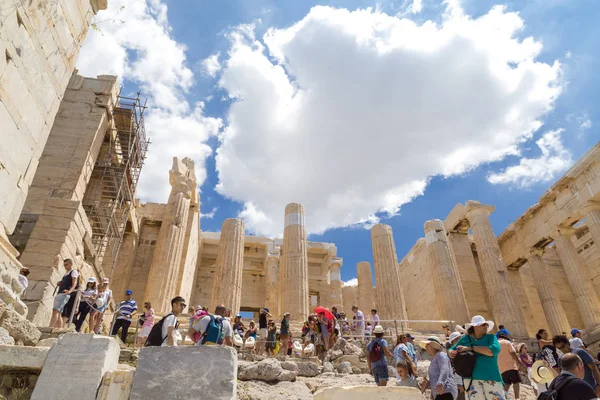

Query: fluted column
554 226 600 328
265 244 280 316
583 202 600 244
465 201 527 337
528 248 570 335
144 158 195 312
329 258 343 309
357 261 375 315
280 203 309 321
371 224 407 322
424 219 470 325
211 219 245 315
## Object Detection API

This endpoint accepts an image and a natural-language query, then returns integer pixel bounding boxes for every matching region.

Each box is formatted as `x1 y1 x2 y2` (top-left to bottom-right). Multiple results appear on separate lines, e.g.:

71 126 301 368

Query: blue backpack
201 315 224 345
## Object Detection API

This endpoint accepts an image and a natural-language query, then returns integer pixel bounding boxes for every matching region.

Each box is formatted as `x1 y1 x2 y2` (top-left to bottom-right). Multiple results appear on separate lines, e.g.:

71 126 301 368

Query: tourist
419 336 458 400
547 353 599 400
497 332 522 399
91 282 109 334
396 360 419 388
233 314 245 336
49 259 78 328
18 267 29 295
394 334 417 381
571 328 587 349
136 301 155 347
318 311 331 351
447 331 465 400
304 316 317 352
189 304 233 346
537 328 560 373
274 333 281 356
352 305 365 339
257 307 272 355
371 309 380 326
244 320 258 344
93 277 113 333
280 312 291 355
517 343 534 392
496 324 511 341
266 320 277 356
449 315 505 399
553 335 600 395
406 333 418 366
367 325 393 386
111 289 138 344
331 306 341 319
443 325 452 339
73 277 98 332
365 321 372 337
161 296 185 346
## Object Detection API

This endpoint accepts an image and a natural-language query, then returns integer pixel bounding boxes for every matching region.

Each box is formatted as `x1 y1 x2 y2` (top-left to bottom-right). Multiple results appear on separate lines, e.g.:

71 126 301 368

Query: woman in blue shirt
449 315 505 400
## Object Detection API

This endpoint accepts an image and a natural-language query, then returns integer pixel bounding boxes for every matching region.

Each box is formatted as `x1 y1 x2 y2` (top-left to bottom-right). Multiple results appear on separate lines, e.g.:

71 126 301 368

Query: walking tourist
280 312 291 354
367 325 393 386
406 333 418 366
449 315 505 400
394 334 417 380
536 328 560 373
189 304 233 346
544 353 600 400
266 320 277 356
447 331 466 400
371 309 380 326
497 332 522 399
331 306 340 319
419 336 458 400
257 307 272 354
74 277 98 332
18 267 29 295
496 325 511 341
396 360 419 388
352 305 365 339
136 301 155 347
49 259 78 328
553 335 600 395
161 296 185 346
571 328 587 349
318 311 330 351
516 343 533 391
111 289 138 344
91 281 109 334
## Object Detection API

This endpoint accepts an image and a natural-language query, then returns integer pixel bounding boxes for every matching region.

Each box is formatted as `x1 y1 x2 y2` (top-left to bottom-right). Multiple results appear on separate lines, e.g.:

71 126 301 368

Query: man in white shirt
189 305 233 346
571 328 586 350
352 305 365 339
371 309 380 326
162 296 186 347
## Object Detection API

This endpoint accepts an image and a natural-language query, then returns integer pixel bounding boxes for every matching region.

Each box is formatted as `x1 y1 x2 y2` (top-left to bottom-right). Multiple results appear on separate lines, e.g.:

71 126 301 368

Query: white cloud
408 0 423 14
580 118 592 131
487 130 572 187
200 207 218 219
343 278 358 287
215 5 561 236
200 53 222 77
77 0 221 201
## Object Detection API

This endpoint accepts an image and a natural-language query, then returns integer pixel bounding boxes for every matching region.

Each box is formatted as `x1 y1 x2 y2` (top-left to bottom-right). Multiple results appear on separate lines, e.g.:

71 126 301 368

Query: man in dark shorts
497 332 521 398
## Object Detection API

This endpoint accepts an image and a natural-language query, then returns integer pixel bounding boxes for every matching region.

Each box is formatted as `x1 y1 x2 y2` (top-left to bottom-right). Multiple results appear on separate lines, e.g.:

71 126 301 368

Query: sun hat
571 328 581 336
455 325 467 334
531 360 554 384
448 331 462 344
87 277 96 283
418 336 445 351
465 315 494 332
373 325 385 334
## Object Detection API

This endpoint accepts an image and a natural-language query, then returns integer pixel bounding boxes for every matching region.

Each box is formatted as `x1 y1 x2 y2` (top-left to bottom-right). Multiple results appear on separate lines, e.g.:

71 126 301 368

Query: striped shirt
117 300 138 320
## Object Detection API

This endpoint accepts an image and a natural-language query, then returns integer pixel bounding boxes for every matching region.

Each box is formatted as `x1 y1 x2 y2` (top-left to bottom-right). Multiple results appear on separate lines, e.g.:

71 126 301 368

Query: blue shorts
372 364 389 384
53 293 70 312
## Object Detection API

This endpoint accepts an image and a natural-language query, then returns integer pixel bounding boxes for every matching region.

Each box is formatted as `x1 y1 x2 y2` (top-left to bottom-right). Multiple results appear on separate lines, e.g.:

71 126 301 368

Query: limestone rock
237 380 313 400
297 361 320 377
387 365 396 379
96 369 134 400
352 366 361 374
131 345 237 400
322 361 334 373
281 360 299 372
332 337 348 351
314 385 424 399
334 354 361 367
360 364 371 374
238 358 297 382
0 327 14 345
37 338 57 347
0 303 41 345
343 342 364 357
0 344 49 371
337 361 353 374
329 349 343 361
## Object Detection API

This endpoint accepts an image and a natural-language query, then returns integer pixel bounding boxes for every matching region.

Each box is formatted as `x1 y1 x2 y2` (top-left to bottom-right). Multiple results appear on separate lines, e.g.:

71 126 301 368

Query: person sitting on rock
367 325 393 386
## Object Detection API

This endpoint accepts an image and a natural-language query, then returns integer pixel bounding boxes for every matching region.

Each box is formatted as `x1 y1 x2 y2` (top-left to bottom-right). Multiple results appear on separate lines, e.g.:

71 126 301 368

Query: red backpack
369 340 383 362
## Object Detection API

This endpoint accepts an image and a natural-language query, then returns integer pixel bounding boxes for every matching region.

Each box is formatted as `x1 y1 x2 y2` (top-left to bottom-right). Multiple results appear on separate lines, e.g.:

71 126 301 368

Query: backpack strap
464 335 475 394
549 375 576 392
201 315 215 344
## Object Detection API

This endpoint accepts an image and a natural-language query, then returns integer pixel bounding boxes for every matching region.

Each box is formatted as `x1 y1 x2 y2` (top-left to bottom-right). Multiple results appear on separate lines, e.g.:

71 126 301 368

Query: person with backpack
449 315 505 400
367 325 393 386
49 259 79 328
447 331 466 400
188 304 233 346
419 336 458 400
143 296 185 346
553 335 600 396
539 353 599 400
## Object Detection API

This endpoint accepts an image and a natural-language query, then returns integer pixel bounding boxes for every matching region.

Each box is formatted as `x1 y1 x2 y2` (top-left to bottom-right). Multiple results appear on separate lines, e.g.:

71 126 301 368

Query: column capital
464 200 495 221
581 200 600 215
554 225 576 237
328 257 343 269
424 219 445 233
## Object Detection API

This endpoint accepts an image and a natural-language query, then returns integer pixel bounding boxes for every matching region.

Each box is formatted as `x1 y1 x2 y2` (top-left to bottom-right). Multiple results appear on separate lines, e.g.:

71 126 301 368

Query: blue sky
78 0 598 284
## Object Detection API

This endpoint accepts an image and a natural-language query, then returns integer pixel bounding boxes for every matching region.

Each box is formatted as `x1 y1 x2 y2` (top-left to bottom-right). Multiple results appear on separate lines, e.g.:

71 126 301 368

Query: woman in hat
449 315 505 399
419 336 458 399
74 277 98 332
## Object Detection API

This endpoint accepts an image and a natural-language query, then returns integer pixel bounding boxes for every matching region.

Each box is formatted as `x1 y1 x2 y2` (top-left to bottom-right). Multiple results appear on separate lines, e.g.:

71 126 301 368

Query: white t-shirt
356 310 365 327
18 275 28 292
372 314 380 325
193 315 232 344
82 288 98 301
161 314 180 347
570 337 585 349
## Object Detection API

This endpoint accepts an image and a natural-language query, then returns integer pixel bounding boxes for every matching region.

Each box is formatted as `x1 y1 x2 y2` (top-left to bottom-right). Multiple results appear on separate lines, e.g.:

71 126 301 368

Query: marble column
583 202 600 244
329 258 343 309
211 219 245 315
144 158 195 313
371 224 407 322
465 201 527 337
280 203 309 321
527 248 570 335
554 226 600 328
265 243 280 316
424 219 470 325
357 261 375 315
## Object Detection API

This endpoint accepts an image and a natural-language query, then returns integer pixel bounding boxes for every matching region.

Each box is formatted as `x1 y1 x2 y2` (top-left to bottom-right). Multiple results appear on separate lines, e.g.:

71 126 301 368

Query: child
396 361 418 388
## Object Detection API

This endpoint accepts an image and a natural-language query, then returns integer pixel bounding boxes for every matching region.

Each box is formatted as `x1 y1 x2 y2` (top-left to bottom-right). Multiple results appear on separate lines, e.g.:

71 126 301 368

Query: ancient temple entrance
240 306 261 319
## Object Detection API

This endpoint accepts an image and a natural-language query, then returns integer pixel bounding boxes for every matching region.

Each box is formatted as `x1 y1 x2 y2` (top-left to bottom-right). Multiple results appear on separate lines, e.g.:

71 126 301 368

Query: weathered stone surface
238 358 297 382
31 334 120 400
351 366 361 374
322 361 334 373
333 355 360 368
0 327 14 345
131 345 237 400
237 380 313 400
0 345 49 371
329 349 343 360
96 370 134 400
36 338 57 347
297 361 320 377
0 304 41 345
336 361 353 374
281 360 299 372
314 385 424 399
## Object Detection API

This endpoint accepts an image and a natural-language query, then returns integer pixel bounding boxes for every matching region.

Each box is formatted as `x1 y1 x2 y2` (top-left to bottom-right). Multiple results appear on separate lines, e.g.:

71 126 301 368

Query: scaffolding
82 92 149 278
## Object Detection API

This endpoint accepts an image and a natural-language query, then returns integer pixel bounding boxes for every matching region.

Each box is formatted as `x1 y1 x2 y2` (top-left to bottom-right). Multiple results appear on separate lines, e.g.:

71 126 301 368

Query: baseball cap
571 328 581 336
406 333 414 339
125 289 133 295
